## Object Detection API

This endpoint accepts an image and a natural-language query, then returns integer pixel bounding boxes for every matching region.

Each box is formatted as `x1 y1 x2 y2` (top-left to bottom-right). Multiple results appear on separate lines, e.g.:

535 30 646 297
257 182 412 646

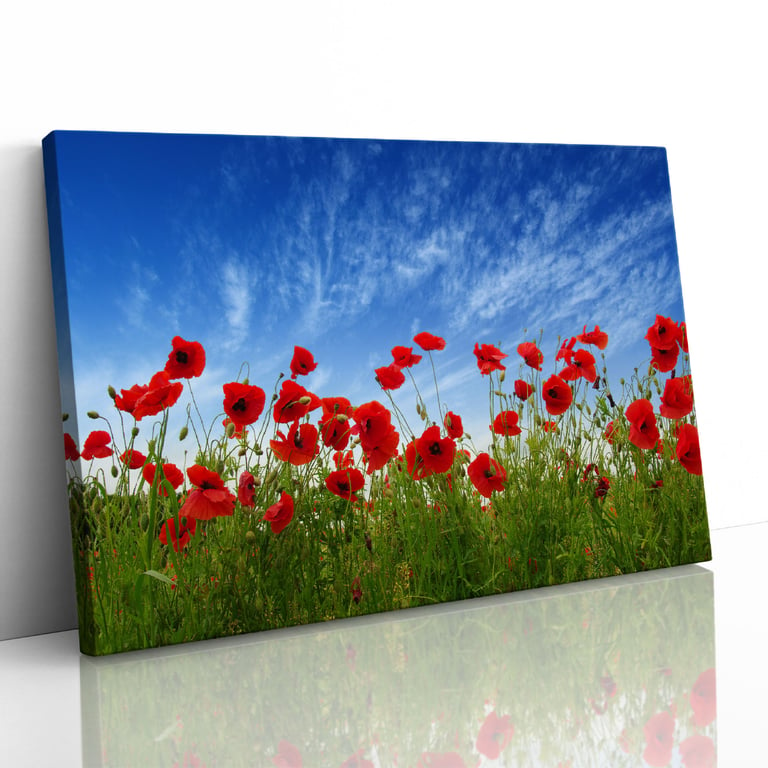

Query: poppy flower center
548 388 559 398
428 442 441 455
232 397 247 412
200 481 216 490
175 351 189 364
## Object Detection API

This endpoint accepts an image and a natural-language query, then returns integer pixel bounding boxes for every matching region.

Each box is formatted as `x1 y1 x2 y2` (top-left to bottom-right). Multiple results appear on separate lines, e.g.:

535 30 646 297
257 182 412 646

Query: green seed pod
245 530 257 546
111 465 118 478
254 445 263 456
225 421 236 438
91 497 103 514
139 513 149 531
179 426 188 441
499 370 506 383
619 378 626 387
107 385 117 400
238 447 247 457
252 476 262 487
494 390 504 397
216 460 225 476
265 468 278 486
87 411 100 419
131 426 140 438
62 413 69 421
242 377 249 386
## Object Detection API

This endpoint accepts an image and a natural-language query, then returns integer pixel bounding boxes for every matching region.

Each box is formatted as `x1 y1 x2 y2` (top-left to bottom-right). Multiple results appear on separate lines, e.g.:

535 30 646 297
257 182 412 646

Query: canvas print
42 131 711 655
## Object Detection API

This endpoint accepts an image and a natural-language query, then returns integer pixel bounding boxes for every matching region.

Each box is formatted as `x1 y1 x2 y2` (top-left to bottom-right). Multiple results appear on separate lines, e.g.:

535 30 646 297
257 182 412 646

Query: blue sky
49 132 686 456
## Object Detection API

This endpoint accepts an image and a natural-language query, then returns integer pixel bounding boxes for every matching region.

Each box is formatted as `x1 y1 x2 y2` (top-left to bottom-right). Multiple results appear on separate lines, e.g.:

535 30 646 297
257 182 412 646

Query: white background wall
1 1 765 641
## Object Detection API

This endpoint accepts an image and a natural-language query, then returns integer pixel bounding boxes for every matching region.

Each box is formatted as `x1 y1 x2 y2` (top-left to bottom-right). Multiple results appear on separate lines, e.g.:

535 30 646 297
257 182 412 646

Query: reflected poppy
679 733 715 768
272 740 302 768
642 711 675 767
64 433 79 461
418 754 467 768
690 668 716 727
476 710 514 759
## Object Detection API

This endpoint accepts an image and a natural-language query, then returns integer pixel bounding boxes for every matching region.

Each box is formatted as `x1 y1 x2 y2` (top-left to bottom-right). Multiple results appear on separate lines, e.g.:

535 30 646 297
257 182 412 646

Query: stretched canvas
42 131 711 655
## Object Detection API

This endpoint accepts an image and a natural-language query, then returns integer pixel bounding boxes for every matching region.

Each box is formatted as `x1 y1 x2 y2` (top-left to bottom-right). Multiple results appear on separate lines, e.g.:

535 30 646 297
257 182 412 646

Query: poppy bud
111 465 118 478
384 487 394 499
87 411 100 419
238 447 247 457
585 404 591 415
335 413 348 423
225 422 236 438
179 426 188 441
147 439 156 454
254 445 263 455
620 378 626 387
216 461 225 476
131 427 140 437
265 468 278 486
245 530 257 546
139 513 149 531
252 476 262 487
499 370 506 383
62 413 69 421
242 378 249 386
107 385 117 400
298 396 312 405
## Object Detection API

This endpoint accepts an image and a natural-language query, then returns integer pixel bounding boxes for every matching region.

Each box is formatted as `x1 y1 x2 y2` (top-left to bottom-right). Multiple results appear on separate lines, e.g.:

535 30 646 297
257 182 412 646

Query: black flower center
175 351 189 364
233 397 247 412
429 442 441 455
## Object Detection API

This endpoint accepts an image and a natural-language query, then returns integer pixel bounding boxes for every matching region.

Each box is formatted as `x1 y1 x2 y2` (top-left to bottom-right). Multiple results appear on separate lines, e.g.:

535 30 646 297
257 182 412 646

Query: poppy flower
604 420 618 444
417 753 467 768
64 433 79 461
676 423 703 475
541 375 573 416
443 411 463 439
468 452 507 497
642 711 675 767
690 668 716 727
114 382 150 416
333 450 355 470
679 734 715 768
159 515 197 552
474 342 508 375
556 336 576 363
364 426 399 473
492 410 522 437
404 439 431 480
321 396 354 419
142 462 184 495
678 321 689 353
352 400 394 453
559 348 597 383
319 412 351 451
132 372 184 421
270 421 320 466
80 430 112 460
289 346 318 379
625 399 660 450
238 470 256 507
164 336 206 379
415 425 456 475
375 363 406 390
413 331 446 351
263 491 294 534
518 341 543 370
514 380 534 400
272 740 303 768
223 381 266 427
392 345 422 368
325 468 365 502
660 375 694 419
273 380 321 424
576 324 609 350
476 711 514 759
645 315 682 350
180 465 236 520
542 420 557 432
119 449 147 470
222 417 248 439
650 344 680 373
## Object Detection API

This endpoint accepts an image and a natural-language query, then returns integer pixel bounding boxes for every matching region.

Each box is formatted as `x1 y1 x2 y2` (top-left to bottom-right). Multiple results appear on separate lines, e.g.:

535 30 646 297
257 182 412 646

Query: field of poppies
63 314 710 655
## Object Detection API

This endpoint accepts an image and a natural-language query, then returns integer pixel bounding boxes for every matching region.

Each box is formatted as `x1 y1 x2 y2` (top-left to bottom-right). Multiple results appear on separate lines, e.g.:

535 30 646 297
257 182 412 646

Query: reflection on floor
80 565 716 767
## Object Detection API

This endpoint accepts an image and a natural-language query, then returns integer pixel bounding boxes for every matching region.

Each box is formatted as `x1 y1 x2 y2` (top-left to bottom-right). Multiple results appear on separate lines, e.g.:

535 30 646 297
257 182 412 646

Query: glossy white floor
1 522 763 767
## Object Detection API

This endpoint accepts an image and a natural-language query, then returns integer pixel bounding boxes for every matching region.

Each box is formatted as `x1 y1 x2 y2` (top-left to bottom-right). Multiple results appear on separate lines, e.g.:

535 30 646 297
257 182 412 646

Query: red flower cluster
645 315 686 372
352 401 399 474
115 371 184 421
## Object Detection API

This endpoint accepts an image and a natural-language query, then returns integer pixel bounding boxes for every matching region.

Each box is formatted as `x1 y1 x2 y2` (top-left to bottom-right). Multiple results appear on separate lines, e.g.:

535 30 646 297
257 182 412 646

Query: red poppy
114 382 149 416
415 425 456 475
476 711 514 759
556 336 576 363
474 342 508 375
263 491 294 534
492 410 522 437
272 740 303 768
238 471 256 507
364 426 399 473
676 423 702 475
468 452 507 497
514 380 534 400
404 439 431 480
375 363 406 390
319 412 351 451
541 375 573 416
180 465 236 520
443 411 463 439
273 380 321 424
650 344 680 373
164 336 206 379
270 421 320 466
321 396 354 419
352 400 394 453
542 420 557 432
118 449 147 470
417 754 467 768
223 381 266 427
690 668 716 727
642 711 675 767
333 450 355 470
679 733 715 768
678 321 689 353
413 331 446 351
132 372 184 421
222 417 248 439
576 324 609 350
289 346 318 379
660 375 694 419
625 399 660 450
142 462 184 495
80 430 112 460
325 468 365 502
159 515 197 552
645 315 682 350
559 348 597 383
392 345 422 368
350 577 363 605
604 420 618 444
64 433 79 461
518 341 543 370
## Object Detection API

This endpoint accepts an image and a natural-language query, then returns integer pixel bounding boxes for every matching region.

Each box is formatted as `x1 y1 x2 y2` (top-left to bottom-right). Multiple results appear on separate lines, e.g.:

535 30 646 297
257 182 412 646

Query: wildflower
650 344 679 373
325 468 365 502
273 380 320 423
517 341 543 370
223 381 266 428
474 342 508 375
289 346 317 379
676 423 703 475
64 433 79 461
159 515 196 552
645 315 682 350
468 452 507 497
164 336 205 379
391 345 422 368
118 449 147 470
142 462 184 495
576 324 609 349
642 711 675 767
272 740 303 768
415 425 456 474
413 331 446 351
679 734 715 768
476 711 514 759
80 430 112 460
263 491 294 534
559 348 597 383
513 380 534 400
270 421 320 466
659 375 694 419
443 410 464 439
492 410 522 437
132 371 184 420
180 465 236 520
238 471 256 507
541 374 573 416
625 399 660 450
690 668 716 727
375 363 406 390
